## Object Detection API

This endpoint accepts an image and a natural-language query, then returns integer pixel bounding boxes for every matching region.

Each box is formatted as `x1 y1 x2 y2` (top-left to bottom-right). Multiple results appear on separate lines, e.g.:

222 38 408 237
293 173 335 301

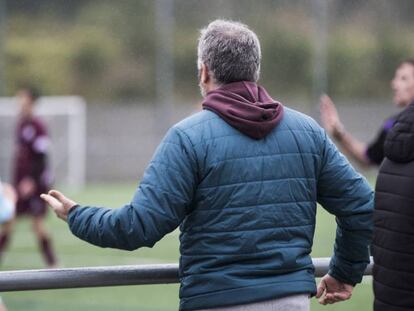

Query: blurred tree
2 0 414 102
6 0 91 18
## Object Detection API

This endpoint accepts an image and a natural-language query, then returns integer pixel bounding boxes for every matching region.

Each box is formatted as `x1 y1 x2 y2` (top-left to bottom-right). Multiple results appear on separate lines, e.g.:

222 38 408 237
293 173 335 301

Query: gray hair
197 20 261 84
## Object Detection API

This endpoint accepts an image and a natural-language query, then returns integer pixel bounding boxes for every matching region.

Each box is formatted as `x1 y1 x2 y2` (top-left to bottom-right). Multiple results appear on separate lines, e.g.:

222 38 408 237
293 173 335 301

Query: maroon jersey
13 117 51 216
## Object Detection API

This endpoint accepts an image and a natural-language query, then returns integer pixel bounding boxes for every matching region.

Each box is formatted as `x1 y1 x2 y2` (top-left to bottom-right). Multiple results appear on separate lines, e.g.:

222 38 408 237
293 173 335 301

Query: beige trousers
197 294 310 311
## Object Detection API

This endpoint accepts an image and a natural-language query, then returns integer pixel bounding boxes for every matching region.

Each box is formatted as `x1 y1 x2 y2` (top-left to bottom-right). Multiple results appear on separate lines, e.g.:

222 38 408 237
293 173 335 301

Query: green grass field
1 182 374 311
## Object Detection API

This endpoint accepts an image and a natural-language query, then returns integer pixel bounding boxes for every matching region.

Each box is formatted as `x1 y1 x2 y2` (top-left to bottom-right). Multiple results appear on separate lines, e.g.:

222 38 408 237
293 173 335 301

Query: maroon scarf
202 81 284 139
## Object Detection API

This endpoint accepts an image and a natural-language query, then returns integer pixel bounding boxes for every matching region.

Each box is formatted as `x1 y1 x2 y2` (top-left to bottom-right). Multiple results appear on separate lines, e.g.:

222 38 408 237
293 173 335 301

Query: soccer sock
0 233 10 262
40 236 57 267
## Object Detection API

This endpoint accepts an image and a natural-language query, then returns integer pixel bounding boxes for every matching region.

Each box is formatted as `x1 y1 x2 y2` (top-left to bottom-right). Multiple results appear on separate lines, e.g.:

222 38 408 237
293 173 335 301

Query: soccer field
1 182 374 311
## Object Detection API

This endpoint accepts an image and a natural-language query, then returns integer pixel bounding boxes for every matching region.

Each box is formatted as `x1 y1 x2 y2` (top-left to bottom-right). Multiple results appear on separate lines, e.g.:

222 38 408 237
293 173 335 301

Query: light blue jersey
0 181 15 224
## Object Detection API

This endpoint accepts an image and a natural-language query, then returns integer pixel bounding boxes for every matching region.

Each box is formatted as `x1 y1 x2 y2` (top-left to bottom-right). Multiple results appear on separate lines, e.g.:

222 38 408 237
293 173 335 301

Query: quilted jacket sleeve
67 126 197 250
317 131 374 285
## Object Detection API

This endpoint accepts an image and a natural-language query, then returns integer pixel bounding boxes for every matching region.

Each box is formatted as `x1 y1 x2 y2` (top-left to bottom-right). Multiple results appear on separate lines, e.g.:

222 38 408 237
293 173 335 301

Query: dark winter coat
373 102 414 311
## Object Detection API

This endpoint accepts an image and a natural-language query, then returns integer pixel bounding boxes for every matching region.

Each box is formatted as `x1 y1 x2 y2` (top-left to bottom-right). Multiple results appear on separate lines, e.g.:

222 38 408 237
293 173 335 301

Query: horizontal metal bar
0 257 373 292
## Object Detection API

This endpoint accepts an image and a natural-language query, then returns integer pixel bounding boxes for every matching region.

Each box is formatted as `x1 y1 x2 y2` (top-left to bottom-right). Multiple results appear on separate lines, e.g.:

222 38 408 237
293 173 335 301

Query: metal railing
0 257 373 292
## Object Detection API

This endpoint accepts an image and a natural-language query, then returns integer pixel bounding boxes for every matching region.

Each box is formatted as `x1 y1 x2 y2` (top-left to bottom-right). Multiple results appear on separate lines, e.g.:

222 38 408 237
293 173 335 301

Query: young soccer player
0 87 57 267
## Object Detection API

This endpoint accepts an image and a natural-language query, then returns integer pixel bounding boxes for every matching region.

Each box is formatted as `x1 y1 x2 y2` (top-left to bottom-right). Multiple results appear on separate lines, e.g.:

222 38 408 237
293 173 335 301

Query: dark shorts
16 196 48 218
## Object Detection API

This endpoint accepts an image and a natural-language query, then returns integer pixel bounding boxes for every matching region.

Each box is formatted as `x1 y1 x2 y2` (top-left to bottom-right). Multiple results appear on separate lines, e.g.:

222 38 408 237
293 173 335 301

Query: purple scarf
202 81 284 139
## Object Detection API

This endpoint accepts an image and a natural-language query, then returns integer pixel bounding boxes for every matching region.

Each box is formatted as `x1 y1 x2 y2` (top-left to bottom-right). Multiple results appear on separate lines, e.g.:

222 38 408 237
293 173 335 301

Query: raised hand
316 274 353 305
40 190 77 221
320 94 344 138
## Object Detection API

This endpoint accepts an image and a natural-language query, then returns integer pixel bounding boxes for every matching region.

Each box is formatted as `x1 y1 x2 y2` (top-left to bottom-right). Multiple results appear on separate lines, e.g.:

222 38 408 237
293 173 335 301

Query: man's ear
200 63 210 84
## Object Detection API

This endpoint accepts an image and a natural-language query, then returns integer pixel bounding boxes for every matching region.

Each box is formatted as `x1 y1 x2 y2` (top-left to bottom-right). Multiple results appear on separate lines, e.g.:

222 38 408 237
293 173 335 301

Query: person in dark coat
372 66 414 311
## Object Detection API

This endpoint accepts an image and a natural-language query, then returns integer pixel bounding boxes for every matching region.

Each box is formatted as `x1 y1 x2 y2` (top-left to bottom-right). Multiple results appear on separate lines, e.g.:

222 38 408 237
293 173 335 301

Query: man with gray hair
41 20 373 310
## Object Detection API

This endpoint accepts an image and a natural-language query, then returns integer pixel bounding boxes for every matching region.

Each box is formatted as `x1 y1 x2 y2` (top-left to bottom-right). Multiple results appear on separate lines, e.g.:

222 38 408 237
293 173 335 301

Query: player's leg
0 220 14 263
32 216 57 267
0 296 8 311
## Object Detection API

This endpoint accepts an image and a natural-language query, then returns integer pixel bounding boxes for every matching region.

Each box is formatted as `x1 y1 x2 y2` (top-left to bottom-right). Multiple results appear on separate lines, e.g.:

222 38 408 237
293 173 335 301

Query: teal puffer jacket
68 107 373 311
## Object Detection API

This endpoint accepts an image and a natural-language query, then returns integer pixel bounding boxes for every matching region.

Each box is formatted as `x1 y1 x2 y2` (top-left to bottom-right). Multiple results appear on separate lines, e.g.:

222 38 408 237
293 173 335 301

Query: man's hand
316 274 353 305
40 190 77 222
320 94 345 139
